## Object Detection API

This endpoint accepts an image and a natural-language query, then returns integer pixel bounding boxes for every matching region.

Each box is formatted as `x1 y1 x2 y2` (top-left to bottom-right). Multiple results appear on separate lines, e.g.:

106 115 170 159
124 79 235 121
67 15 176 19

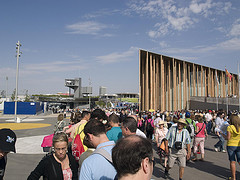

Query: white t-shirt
136 128 147 138
205 113 212 122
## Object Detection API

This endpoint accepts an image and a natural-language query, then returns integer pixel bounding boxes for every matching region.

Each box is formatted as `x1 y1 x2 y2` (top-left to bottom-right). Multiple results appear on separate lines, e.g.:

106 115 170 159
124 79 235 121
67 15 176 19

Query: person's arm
155 131 159 147
186 144 191 160
27 157 46 180
165 140 169 155
79 160 92 180
227 131 231 140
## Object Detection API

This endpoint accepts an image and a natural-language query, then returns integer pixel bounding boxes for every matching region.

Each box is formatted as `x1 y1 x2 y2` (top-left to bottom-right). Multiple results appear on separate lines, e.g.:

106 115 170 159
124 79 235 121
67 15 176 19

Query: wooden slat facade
139 49 238 111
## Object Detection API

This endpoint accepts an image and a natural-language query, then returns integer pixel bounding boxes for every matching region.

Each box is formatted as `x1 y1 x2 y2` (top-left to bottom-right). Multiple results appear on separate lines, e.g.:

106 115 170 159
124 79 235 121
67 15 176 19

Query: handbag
41 134 54 147
159 139 166 151
72 126 85 161
174 127 184 150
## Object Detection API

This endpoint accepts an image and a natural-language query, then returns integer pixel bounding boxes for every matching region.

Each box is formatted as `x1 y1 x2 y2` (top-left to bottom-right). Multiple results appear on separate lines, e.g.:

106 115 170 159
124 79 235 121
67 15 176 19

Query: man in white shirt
205 110 213 134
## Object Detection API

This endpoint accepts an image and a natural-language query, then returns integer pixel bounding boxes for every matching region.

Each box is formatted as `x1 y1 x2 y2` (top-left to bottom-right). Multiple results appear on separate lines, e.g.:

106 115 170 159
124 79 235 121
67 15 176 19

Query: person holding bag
28 132 78 180
155 120 168 167
192 115 208 161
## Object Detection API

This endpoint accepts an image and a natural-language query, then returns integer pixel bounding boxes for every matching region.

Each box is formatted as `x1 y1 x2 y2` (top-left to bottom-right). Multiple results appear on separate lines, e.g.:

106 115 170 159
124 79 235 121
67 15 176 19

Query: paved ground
0 113 239 180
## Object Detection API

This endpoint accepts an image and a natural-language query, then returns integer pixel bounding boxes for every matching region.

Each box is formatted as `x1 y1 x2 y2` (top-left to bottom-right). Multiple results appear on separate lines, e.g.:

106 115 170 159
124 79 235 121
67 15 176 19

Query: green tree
11 89 16 101
24 90 30 102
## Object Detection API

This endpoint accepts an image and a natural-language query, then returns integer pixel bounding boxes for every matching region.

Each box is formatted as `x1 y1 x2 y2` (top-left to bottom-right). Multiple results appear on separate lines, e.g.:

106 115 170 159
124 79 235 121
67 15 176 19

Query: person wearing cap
164 119 191 180
154 113 162 129
0 128 17 180
155 120 168 167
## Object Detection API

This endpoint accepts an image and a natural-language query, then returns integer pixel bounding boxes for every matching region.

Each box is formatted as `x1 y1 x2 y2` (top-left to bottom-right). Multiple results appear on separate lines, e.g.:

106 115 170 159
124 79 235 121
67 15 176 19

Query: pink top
195 123 206 138
155 127 168 143
63 168 72 180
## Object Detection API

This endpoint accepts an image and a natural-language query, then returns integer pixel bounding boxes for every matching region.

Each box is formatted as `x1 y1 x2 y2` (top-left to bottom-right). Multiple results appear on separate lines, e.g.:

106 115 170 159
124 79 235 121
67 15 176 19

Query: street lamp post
15 41 22 123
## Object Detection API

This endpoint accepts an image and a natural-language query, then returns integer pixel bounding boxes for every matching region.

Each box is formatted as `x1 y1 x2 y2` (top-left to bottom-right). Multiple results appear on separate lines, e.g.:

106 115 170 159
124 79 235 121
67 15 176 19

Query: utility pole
88 77 92 110
6 76 8 99
15 41 22 123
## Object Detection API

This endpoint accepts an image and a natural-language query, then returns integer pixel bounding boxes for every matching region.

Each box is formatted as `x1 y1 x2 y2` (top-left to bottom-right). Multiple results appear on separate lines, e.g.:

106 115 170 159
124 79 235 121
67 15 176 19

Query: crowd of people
0 107 240 180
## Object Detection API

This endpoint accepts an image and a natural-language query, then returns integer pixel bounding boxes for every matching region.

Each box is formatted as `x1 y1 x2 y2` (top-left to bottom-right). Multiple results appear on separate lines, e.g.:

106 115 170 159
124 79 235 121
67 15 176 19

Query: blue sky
0 0 240 96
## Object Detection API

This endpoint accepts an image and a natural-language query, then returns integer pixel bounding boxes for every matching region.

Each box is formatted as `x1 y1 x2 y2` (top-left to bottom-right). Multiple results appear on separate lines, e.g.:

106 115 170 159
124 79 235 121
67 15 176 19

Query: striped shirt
165 126 191 149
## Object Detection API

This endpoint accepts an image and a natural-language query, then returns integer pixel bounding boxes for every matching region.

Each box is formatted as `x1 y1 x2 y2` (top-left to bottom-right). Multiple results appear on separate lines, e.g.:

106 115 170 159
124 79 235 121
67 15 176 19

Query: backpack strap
92 148 113 164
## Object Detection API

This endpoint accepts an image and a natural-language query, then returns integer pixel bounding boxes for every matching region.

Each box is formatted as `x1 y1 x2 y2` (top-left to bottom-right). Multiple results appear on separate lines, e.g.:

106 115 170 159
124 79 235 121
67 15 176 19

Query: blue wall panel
4 102 43 115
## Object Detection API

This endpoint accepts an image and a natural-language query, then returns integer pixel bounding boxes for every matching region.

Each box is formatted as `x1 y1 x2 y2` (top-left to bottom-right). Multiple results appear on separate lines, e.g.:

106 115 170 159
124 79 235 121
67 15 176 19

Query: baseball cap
0 129 17 153
185 112 191 118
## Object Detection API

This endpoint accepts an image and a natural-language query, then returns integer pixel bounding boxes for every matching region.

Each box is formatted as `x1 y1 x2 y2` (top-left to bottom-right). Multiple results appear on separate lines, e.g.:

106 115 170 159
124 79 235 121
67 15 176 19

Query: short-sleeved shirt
227 125 240 147
106 127 122 143
165 126 191 149
79 141 116 180
195 123 206 138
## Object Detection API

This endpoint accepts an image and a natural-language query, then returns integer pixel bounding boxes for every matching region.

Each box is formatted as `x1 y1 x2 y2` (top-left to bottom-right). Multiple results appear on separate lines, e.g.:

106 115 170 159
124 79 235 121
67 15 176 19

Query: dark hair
81 111 90 118
109 113 119 124
91 109 107 121
84 119 106 136
122 117 137 133
112 135 153 178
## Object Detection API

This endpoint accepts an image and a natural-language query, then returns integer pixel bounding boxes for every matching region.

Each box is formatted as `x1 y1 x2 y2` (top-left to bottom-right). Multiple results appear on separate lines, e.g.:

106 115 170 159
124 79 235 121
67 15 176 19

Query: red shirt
195 123 206 138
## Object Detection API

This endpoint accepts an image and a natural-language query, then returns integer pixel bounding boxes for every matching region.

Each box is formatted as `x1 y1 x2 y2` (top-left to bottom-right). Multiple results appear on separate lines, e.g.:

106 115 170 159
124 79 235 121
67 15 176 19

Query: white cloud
96 47 138 64
159 41 168 48
229 19 240 37
24 60 88 73
66 21 108 35
162 37 240 55
127 0 232 38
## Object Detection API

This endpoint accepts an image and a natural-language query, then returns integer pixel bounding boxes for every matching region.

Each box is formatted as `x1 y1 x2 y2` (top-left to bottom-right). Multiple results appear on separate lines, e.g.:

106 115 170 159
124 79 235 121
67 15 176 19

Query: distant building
65 78 82 99
99 86 107 96
139 49 239 111
116 93 139 99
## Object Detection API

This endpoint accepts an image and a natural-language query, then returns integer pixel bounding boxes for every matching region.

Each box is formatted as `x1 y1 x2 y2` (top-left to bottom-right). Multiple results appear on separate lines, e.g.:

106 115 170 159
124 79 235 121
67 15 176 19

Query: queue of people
1 107 240 180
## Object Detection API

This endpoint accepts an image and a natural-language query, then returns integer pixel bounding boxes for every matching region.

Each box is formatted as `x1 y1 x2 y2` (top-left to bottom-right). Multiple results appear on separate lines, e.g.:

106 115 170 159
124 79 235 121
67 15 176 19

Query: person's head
172 116 178 123
81 111 91 120
229 114 240 132
84 119 106 148
52 132 68 161
0 129 16 159
158 120 165 129
196 115 203 123
121 117 137 137
109 113 120 126
147 114 152 119
112 135 154 180
91 109 108 122
185 111 190 118
57 114 64 121
165 116 171 122
177 118 187 130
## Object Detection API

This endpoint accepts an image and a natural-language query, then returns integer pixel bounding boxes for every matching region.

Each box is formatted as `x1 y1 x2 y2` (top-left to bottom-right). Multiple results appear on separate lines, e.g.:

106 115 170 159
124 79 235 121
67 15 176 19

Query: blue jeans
214 135 225 151
206 121 212 134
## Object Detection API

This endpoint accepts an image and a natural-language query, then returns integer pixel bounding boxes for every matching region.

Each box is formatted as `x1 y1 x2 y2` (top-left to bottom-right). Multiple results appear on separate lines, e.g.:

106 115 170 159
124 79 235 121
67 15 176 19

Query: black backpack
146 119 154 131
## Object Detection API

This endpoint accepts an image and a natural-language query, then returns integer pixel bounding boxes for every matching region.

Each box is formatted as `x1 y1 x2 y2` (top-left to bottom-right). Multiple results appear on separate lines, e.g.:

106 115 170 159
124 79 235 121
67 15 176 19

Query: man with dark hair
121 117 146 138
107 113 122 142
91 108 108 122
0 129 17 180
112 135 154 180
79 119 116 180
